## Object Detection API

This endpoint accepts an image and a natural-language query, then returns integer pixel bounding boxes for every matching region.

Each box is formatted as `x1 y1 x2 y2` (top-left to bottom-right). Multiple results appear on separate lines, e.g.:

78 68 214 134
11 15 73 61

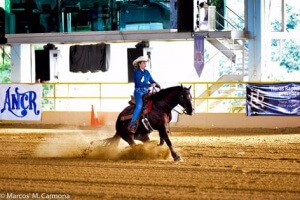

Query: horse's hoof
173 155 181 161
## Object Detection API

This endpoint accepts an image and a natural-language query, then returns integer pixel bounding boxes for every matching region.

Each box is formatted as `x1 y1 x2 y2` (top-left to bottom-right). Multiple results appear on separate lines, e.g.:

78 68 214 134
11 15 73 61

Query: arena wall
4 111 299 129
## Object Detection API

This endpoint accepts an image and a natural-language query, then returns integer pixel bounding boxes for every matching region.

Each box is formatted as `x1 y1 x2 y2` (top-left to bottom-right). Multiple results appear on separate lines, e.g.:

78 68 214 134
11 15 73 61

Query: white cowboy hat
132 56 148 67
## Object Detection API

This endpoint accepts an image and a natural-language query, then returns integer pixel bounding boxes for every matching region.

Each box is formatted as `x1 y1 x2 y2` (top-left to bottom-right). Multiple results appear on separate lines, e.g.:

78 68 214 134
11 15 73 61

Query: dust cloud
34 129 170 160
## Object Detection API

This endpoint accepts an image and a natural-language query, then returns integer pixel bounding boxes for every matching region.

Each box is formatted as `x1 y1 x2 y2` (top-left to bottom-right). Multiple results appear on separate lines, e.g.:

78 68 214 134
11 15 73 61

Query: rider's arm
148 72 160 88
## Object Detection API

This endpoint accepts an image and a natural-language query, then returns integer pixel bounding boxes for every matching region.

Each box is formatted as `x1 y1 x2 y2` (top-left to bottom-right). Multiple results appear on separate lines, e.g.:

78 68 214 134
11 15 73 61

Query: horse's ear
188 85 192 90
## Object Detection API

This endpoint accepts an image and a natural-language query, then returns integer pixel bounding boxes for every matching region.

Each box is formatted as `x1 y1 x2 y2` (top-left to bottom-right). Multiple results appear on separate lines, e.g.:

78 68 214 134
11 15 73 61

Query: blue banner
194 34 204 77
246 83 300 116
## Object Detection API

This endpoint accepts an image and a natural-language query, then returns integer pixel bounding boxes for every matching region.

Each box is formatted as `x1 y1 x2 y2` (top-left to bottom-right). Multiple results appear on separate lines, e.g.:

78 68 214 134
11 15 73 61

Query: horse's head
179 85 193 115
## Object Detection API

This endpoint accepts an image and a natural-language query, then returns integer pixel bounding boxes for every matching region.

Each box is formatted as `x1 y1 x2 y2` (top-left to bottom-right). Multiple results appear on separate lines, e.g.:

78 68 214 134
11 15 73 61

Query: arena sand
0 125 299 199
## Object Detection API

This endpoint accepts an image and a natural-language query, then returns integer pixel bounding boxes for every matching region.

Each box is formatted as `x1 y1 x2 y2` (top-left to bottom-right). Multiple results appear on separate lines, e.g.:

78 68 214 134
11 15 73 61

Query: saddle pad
147 100 153 112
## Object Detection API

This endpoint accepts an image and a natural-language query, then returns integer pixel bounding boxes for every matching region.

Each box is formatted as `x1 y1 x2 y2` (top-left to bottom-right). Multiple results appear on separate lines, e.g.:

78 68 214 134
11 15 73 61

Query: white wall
38 38 238 86
51 43 129 83
47 41 202 86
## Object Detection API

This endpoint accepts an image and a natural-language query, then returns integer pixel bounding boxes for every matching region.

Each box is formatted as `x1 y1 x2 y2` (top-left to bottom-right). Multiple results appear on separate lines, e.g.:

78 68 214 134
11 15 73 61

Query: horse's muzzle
185 108 194 115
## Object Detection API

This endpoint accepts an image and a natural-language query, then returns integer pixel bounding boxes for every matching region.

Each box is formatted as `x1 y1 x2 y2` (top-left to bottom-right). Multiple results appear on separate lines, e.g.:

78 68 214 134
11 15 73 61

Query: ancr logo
0 87 40 118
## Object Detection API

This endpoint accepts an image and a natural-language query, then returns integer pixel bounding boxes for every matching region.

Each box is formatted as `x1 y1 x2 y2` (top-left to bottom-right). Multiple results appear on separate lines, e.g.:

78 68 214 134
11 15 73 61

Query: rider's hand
155 84 161 89
151 83 156 88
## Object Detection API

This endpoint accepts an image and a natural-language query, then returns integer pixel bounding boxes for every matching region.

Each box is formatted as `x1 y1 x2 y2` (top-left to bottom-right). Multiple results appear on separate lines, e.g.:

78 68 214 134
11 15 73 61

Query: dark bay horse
99 85 193 161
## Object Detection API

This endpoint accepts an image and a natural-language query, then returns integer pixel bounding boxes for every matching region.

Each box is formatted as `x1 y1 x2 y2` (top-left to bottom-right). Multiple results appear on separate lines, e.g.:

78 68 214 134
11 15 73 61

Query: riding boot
128 121 138 133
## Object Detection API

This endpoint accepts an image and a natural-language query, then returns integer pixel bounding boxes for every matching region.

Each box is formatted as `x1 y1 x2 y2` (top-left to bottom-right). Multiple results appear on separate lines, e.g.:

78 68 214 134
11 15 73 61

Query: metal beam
6 30 249 44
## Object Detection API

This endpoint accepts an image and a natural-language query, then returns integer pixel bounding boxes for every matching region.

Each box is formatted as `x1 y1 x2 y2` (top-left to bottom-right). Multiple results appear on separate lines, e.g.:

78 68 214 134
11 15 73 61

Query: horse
94 85 193 161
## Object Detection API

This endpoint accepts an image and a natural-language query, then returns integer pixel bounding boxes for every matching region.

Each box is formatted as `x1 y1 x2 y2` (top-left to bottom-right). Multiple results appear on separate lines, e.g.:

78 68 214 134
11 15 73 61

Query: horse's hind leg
120 132 136 146
135 133 150 143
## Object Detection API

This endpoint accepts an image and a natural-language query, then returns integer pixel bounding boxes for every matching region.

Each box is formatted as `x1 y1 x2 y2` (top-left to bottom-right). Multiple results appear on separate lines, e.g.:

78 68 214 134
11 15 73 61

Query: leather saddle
120 93 153 121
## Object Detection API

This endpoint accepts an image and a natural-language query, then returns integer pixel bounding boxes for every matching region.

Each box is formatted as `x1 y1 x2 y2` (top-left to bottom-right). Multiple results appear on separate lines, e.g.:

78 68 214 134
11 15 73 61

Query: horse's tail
83 134 121 157
90 133 120 147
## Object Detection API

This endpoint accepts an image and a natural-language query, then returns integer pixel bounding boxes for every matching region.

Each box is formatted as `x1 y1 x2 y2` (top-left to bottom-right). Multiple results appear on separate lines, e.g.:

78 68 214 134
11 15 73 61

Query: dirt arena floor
0 124 299 200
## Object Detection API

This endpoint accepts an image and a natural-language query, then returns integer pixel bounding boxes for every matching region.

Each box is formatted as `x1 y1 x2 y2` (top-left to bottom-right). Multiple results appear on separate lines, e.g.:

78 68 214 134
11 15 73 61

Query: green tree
0 47 11 83
271 4 300 73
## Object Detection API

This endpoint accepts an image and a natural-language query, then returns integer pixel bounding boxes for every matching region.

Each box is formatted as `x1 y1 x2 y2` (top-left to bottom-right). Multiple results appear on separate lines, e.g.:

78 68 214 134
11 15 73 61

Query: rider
128 55 160 133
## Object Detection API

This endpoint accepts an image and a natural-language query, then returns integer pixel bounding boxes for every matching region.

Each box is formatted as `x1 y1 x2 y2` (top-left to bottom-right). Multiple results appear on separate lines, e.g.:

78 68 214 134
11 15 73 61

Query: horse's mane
148 86 182 101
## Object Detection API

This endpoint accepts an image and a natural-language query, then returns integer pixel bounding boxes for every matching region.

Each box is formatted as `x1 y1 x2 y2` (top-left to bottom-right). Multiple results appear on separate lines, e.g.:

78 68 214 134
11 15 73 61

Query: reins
162 99 187 115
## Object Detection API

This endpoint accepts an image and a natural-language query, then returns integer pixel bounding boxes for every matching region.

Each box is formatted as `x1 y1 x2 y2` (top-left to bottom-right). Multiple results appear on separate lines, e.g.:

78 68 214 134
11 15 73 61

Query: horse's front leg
158 113 171 146
158 127 180 161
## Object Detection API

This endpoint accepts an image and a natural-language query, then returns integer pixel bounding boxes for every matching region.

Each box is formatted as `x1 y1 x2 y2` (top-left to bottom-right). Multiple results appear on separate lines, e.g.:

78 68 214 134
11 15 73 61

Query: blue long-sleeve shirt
133 68 157 89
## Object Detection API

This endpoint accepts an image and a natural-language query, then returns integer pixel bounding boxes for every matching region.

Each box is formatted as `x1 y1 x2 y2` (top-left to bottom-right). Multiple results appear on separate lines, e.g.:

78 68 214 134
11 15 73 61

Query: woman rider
128 56 160 133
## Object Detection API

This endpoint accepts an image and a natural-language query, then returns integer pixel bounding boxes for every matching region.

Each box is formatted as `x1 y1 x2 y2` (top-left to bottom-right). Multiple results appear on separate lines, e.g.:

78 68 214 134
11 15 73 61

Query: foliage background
0 47 10 83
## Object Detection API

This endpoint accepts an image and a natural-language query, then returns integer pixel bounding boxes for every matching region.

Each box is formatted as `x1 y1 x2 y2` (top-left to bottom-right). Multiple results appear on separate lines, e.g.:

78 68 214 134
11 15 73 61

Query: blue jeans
130 88 148 125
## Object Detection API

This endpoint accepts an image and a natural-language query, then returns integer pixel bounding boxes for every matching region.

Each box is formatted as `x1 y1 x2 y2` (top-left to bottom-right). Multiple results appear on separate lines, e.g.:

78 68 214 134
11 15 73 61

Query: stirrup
141 117 154 132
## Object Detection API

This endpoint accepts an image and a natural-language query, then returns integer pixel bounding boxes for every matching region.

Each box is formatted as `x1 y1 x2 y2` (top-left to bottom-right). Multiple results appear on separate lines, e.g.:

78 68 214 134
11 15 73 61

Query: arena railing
41 82 247 113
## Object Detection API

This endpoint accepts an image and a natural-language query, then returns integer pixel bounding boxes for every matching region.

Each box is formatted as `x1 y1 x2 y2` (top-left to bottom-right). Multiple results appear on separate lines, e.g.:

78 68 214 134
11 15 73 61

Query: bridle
176 89 192 114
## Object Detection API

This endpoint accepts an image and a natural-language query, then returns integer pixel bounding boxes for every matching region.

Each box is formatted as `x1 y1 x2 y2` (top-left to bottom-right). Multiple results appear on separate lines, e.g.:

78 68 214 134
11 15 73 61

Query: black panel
127 48 143 83
0 7 6 44
35 50 50 82
0 7 4 38
177 0 194 32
